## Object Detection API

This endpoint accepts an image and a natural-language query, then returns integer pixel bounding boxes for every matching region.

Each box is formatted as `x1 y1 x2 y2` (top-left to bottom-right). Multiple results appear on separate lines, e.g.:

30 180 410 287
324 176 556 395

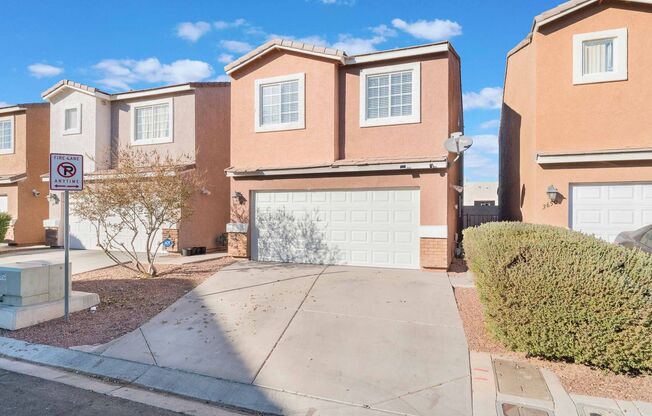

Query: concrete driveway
97 261 471 415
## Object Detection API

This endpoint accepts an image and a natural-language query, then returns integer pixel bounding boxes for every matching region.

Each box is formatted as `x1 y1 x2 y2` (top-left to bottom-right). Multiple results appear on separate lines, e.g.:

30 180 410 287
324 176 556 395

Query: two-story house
500 0 652 242
225 39 463 270
41 80 231 252
0 103 50 245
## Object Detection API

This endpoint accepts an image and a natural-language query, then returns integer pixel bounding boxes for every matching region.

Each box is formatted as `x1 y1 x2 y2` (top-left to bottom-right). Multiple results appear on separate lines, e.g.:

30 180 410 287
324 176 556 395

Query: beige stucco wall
230 50 339 168
500 2 652 227
49 89 107 172
111 92 196 162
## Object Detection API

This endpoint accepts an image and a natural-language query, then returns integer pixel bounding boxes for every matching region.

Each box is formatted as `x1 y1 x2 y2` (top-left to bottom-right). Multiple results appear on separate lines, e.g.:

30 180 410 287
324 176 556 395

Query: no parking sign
49 153 84 191
49 153 84 323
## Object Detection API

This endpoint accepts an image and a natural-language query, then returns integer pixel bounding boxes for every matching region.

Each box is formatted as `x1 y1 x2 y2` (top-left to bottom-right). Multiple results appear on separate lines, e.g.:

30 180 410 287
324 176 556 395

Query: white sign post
49 153 84 322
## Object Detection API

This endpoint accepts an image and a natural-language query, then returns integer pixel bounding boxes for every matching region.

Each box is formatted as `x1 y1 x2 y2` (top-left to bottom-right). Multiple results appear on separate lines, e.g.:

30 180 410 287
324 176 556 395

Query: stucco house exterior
500 0 652 242
225 39 464 270
0 103 50 245
41 80 231 252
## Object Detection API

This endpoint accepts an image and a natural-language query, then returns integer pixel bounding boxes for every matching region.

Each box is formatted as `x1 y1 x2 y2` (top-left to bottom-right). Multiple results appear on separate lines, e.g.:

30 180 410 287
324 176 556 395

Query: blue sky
0 0 562 182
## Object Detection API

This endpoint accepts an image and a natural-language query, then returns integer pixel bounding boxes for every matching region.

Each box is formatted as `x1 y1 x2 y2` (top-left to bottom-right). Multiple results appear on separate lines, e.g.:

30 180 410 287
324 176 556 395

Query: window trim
359 62 421 128
573 28 628 85
62 103 82 135
254 73 305 133
0 116 14 155
130 98 174 146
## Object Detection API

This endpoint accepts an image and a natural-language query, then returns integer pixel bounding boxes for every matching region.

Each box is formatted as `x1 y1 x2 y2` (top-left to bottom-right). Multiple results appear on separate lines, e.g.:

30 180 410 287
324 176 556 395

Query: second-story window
63 104 82 135
131 98 174 145
0 116 14 155
360 62 421 128
255 73 305 133
573 28 627 85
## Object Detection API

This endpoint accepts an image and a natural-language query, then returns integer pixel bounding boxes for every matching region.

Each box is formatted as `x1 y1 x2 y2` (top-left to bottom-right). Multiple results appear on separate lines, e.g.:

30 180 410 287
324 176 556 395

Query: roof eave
225 44 346 75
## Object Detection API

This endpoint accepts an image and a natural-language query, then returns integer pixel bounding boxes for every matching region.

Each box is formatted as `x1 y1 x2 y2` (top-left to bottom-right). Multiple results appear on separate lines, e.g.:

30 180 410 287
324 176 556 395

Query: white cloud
176 21 211 42
463 87 503 110
391 18 462 41
217 53 234 64
94 58 214 90
470 134 498 155
221 40 253 54
330 24 397 55
214 19 246 30
0 101 10 108
480 119 500 130
28 63 63 78
317 0 356 5
331 34 385 54
213 74 231 82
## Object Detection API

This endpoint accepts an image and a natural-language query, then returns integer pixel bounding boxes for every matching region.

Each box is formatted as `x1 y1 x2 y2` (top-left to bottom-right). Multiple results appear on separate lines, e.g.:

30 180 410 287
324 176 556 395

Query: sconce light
32 189 41 197
46 193 60 204
547 185 560 203
200 187 212 196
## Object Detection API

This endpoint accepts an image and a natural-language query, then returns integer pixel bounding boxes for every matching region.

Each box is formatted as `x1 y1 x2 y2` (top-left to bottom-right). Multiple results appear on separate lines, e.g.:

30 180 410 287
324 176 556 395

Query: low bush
463 222 652 374
0 212 11 242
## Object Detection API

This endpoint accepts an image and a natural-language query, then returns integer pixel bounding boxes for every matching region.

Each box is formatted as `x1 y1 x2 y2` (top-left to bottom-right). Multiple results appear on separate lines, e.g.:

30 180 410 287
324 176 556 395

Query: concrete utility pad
99 261 472 415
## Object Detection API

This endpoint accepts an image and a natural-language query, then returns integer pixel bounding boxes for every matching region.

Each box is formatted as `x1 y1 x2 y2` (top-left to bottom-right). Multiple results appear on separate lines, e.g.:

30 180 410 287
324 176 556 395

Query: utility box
0 262 71 307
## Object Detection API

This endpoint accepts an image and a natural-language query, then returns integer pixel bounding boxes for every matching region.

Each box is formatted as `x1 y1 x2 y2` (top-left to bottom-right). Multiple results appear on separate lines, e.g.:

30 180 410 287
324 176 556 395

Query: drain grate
577 404 624 416
499 402 553 416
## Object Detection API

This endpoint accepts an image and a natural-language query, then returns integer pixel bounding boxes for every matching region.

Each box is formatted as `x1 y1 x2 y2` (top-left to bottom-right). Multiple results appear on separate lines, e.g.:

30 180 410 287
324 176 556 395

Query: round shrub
463 222 652 374
0 212 11 242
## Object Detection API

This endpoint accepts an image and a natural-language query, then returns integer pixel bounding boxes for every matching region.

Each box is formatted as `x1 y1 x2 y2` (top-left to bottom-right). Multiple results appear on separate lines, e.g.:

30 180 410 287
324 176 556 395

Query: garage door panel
253 189 420 269
572 183 652 242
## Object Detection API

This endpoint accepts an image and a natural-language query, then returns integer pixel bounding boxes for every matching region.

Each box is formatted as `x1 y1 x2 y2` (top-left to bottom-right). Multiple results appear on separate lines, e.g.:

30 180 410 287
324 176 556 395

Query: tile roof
224 38 347 74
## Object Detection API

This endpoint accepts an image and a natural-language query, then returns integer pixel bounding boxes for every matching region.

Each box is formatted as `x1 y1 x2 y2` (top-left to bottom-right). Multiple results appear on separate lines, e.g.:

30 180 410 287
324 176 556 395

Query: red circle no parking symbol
57 162 77 178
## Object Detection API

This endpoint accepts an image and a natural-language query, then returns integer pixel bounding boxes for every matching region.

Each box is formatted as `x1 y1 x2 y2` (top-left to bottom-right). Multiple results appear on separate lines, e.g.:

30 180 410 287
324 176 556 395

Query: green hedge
0 212 11 242
463 222 652 374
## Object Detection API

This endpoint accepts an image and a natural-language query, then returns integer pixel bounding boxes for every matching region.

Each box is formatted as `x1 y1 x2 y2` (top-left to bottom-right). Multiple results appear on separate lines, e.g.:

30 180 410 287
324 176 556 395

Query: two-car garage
571 182 652 242
251 189 421 269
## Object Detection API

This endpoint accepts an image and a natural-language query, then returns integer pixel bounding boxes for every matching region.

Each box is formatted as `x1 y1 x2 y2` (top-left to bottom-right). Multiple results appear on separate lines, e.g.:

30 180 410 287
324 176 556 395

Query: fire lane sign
50 153 84 191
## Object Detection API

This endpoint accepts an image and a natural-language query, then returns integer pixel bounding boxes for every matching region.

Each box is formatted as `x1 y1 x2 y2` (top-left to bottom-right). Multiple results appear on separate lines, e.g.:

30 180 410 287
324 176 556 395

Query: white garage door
68 214 162 253
571 183 652 242
252 189 420 269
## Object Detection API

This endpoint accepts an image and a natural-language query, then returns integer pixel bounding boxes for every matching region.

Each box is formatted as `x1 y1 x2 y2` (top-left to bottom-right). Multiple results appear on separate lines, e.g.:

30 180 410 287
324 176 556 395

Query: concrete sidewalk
0 248 228 275
74 261 471 415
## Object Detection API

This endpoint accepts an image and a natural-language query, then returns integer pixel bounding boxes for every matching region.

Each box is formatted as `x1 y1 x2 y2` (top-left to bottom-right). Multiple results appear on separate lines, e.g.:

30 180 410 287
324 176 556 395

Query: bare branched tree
72 148 203 277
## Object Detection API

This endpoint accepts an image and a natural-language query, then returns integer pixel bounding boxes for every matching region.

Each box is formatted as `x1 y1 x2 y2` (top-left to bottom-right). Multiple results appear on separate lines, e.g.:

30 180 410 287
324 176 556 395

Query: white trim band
419 225 448 239
537 149 652 164
226 160 447 177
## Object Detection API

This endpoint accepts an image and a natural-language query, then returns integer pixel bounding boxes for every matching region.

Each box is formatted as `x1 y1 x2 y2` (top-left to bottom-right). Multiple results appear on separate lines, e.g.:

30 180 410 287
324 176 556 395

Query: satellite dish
444 132 473 154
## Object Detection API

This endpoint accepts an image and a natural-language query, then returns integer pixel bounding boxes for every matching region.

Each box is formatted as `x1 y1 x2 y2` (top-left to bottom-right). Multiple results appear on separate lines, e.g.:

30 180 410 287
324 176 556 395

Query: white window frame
130 98 174 146
254 73 305 133
573 28 628 85
0 115 14 155
62 103 82 135
359 62 421 128
0 195 7 213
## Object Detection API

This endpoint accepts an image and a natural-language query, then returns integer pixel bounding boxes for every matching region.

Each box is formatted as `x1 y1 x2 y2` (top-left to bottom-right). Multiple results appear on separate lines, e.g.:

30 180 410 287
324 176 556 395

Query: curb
0 336 395 416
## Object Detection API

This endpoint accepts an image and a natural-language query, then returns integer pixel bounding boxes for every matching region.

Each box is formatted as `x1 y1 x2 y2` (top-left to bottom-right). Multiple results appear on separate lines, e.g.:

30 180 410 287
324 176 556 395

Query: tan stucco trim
0 106 26 115
537 148 652 164
0 173 27 184
226 159 448 177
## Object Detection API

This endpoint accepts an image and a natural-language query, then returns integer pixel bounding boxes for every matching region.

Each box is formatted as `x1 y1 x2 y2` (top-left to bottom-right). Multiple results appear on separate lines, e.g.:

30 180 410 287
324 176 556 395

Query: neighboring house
0 103 50 245
462 182 499 229
225 39 463 270
500 0 652 242
463 182 498 207
41 80 230 252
